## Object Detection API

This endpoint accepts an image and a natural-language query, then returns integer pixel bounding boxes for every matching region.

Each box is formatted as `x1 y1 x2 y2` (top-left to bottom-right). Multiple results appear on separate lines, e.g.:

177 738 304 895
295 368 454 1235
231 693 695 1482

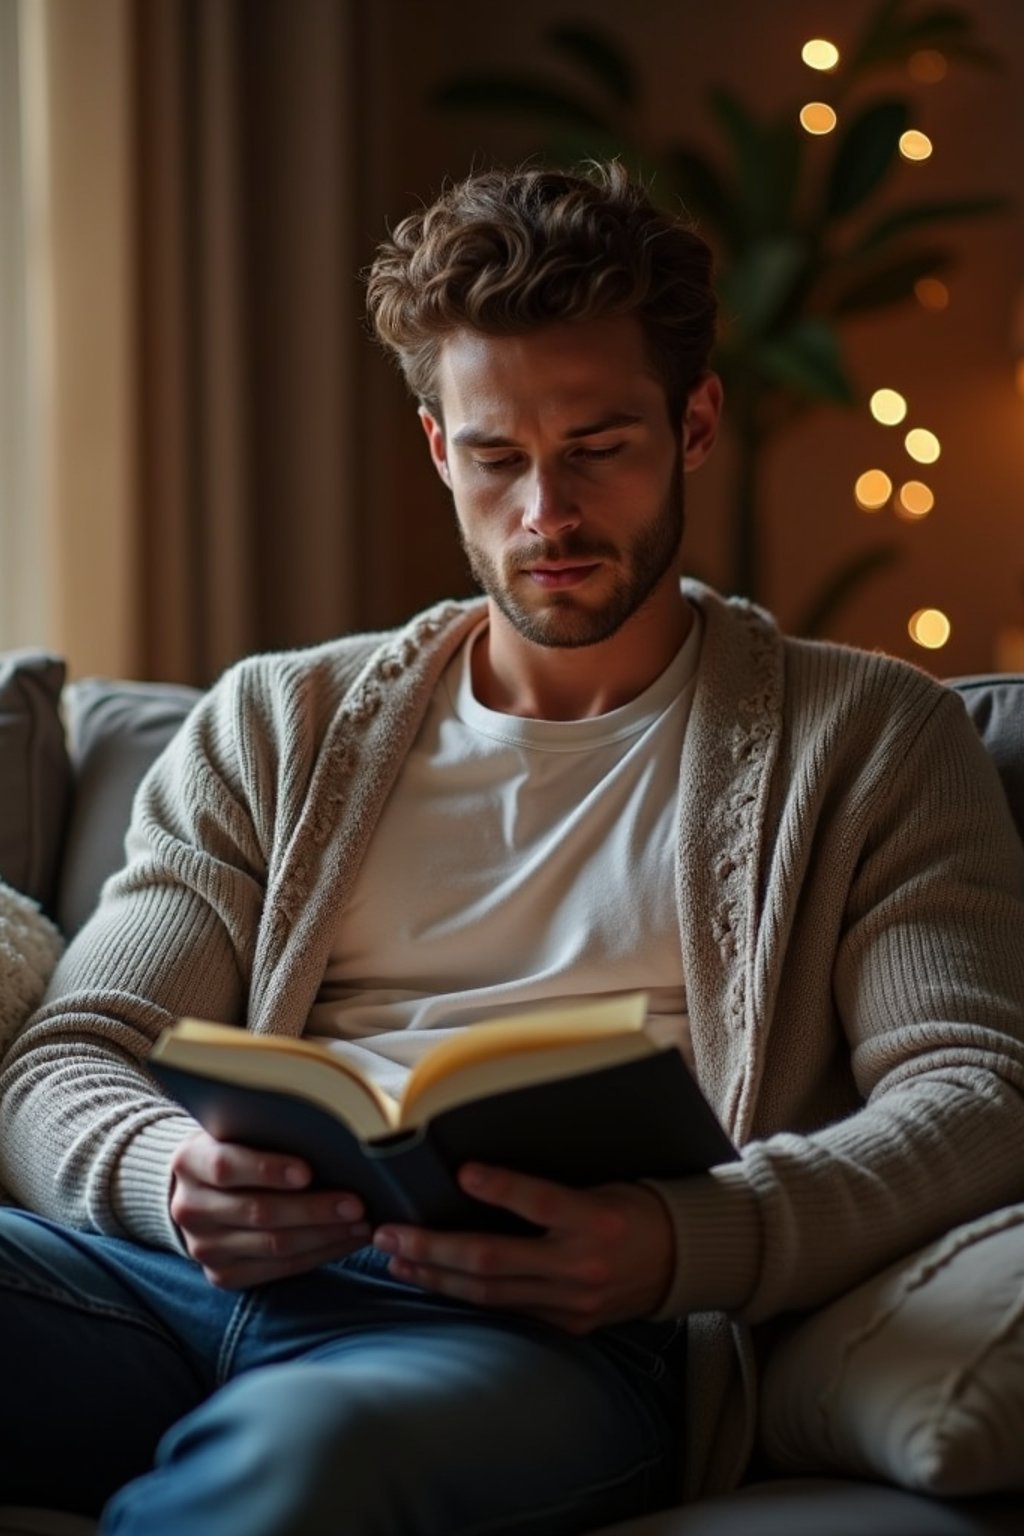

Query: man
1 162 1023 1535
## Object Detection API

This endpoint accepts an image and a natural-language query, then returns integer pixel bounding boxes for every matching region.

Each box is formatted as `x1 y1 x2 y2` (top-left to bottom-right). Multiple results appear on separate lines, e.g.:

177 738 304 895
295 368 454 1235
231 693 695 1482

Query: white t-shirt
308 610 703 1099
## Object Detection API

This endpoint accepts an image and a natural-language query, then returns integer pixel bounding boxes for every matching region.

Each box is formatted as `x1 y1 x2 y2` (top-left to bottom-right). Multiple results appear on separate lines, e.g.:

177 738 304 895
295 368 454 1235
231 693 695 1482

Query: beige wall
355 0 1024 677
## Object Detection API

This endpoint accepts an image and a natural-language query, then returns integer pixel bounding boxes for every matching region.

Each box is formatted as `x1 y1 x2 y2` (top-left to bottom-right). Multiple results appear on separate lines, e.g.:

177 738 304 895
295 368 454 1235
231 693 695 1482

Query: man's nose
521 468 580 536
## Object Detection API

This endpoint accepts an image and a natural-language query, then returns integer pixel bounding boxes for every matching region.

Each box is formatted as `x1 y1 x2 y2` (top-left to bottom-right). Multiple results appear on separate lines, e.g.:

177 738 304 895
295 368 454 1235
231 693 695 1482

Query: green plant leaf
829 247 953 315
849 0 905 56
758 113 804 235
795 543 903 639
433 76 615 135
664 145 743 249
849 0 997 71
546 24 636 106
538 129 663 186
707 86 767 231
709 85 763 177
855 195 1010 252
752 318 854 403
708 88 805 238
720 237 808 338
825 99 909 220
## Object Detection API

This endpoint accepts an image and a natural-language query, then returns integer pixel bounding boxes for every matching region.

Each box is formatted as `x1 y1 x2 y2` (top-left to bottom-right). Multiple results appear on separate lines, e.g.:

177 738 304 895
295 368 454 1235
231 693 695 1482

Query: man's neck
471 592 694 721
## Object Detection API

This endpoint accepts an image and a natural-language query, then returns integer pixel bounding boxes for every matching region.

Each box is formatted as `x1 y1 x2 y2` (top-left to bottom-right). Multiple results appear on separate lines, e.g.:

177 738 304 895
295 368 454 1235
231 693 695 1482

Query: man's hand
169 1129 370 1289
372 1164 675 1333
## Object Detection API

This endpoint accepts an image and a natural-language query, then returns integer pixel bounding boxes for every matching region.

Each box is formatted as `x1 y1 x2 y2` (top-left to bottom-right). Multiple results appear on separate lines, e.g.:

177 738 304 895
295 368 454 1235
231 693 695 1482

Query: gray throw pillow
950 675 1024 845
57 677 201 936
0 651 72 913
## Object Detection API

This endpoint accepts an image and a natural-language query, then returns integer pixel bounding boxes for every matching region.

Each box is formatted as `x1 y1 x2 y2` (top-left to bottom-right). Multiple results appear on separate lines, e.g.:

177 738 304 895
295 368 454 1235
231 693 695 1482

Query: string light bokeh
799 101 837 134
798 32 961 658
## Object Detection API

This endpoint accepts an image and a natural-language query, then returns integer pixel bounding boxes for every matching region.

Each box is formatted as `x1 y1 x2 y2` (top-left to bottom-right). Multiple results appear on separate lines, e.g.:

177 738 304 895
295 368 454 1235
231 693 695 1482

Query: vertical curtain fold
135 0 359 685
134 0 253 683
10 0 363 685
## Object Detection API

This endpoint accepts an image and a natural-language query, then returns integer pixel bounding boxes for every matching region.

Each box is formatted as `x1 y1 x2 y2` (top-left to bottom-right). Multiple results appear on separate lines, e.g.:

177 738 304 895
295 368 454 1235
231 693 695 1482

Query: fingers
457 1162 579 1229
174 1191 371 1289
373 1174 675 1331
170 1178 364 1236
168 1128 369 1289
374 1223 607 1286
192 1231 369 1291
379 1253 608 1330
171 1129 315 1193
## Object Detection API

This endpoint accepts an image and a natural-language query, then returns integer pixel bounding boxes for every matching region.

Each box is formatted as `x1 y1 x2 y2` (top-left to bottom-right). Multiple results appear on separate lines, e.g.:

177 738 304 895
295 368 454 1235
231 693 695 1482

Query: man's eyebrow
450 412 644 449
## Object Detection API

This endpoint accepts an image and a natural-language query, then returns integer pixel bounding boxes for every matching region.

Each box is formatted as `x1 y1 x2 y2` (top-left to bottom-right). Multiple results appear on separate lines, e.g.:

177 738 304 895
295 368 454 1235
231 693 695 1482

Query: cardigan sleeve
650 684 1024 1323
0 666 270 1250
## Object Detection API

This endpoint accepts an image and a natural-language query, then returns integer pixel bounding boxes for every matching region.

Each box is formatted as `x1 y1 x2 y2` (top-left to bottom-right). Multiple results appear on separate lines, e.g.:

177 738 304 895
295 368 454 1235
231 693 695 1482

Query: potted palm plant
434 0 1007 634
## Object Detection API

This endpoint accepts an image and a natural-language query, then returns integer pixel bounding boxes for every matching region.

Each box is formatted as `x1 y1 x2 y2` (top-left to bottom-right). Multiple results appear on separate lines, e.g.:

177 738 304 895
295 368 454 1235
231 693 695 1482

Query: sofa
0 650 1022 1535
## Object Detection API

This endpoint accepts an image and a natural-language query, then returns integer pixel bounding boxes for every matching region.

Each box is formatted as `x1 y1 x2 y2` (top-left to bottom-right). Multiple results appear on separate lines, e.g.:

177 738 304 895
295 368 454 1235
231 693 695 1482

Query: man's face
419 317 714 650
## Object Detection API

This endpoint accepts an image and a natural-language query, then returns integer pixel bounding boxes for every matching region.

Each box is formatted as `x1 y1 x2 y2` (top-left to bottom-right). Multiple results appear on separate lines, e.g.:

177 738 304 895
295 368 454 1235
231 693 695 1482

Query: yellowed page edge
401 1026 657 1129
157 1020 399 1133
401 992 648 1119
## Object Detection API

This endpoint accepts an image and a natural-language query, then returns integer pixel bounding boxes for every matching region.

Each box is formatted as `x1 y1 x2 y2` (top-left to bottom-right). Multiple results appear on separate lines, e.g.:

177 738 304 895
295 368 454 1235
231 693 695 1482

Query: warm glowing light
870 388 908 425
799 102 838 135
914 277 949 311
854 469 893 511
1016 358 1024 398
908 50 947 84
900 130 933 161
802 38 840 71
905 427 941 464
908 608 951 650
895 481 935 519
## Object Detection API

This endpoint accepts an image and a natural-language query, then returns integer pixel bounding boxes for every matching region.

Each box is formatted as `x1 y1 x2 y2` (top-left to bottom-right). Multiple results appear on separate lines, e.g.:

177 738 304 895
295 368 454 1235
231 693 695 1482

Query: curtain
18 0 365 686
134 0 362 684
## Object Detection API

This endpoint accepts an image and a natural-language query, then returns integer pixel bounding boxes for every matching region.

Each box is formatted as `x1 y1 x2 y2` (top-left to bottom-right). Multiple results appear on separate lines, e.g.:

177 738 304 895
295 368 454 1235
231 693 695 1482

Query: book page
400 1028 658 1129
153 1021 400 1139
399 992 649 1126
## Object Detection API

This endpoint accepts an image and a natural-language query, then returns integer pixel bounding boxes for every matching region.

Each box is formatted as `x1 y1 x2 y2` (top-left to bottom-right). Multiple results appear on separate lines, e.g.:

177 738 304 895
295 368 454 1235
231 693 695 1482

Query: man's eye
577 443 624 462
473 455 520 474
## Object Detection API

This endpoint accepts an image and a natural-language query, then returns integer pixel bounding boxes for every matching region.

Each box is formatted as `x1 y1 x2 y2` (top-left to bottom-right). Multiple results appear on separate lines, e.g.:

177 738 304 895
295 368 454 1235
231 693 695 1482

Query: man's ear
681 373 723 472
419 406 452 488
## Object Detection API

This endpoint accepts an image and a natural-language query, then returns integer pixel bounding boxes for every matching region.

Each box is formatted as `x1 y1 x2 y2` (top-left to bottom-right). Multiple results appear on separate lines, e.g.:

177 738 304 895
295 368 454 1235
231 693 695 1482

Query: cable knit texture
0 879 63 1056
2 582 1024 1499
0 877 64 1205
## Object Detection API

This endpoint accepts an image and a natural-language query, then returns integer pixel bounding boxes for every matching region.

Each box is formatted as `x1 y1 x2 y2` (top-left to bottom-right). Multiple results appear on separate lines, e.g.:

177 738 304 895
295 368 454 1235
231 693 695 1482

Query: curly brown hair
365 161 716 423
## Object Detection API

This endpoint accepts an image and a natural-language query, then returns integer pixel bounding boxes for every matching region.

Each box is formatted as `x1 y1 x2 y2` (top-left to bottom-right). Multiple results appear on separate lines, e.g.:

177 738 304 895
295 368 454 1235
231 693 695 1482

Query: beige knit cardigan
3 581 1024 1497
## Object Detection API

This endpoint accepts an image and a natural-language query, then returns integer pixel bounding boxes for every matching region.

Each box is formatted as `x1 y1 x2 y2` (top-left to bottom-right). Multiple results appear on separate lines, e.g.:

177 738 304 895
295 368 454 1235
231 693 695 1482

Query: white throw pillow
0 879 64 1207
760 1204 1024 1495
0 878 63 1058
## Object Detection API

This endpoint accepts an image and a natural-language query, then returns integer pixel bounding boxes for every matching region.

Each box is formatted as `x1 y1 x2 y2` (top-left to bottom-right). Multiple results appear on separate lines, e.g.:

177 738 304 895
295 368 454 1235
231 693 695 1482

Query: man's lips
524 562 601 589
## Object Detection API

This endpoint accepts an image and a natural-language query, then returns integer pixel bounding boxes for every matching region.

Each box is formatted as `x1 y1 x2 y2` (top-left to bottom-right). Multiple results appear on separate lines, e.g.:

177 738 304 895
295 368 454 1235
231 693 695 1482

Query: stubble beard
459 460 685 650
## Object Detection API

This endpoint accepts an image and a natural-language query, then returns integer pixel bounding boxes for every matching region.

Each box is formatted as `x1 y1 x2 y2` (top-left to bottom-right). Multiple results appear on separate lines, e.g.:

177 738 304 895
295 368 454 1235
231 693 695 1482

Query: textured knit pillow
760 1205 1024 1495
0 877 64 1059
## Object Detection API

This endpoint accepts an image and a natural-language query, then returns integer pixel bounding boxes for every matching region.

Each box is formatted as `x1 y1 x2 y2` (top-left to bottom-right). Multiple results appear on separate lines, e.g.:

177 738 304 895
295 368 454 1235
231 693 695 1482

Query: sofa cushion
950 675 1024 845
0 1511 97 1535
594 1478 1024 1535
759 1204 1024 1497
56 678 201 936
0 652 71 914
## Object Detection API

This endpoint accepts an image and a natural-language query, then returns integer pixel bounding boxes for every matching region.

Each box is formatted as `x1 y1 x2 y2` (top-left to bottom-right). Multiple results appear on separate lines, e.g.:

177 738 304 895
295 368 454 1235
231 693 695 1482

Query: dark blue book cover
150 1047 735 1233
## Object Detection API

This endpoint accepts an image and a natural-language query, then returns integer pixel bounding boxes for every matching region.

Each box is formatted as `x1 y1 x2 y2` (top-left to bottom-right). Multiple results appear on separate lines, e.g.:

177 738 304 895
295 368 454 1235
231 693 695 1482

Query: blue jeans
0 1209 686 1535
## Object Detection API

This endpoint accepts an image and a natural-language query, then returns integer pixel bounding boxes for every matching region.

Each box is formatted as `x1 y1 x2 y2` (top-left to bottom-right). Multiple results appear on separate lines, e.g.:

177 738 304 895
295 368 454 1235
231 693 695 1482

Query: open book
149 993 735 1232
